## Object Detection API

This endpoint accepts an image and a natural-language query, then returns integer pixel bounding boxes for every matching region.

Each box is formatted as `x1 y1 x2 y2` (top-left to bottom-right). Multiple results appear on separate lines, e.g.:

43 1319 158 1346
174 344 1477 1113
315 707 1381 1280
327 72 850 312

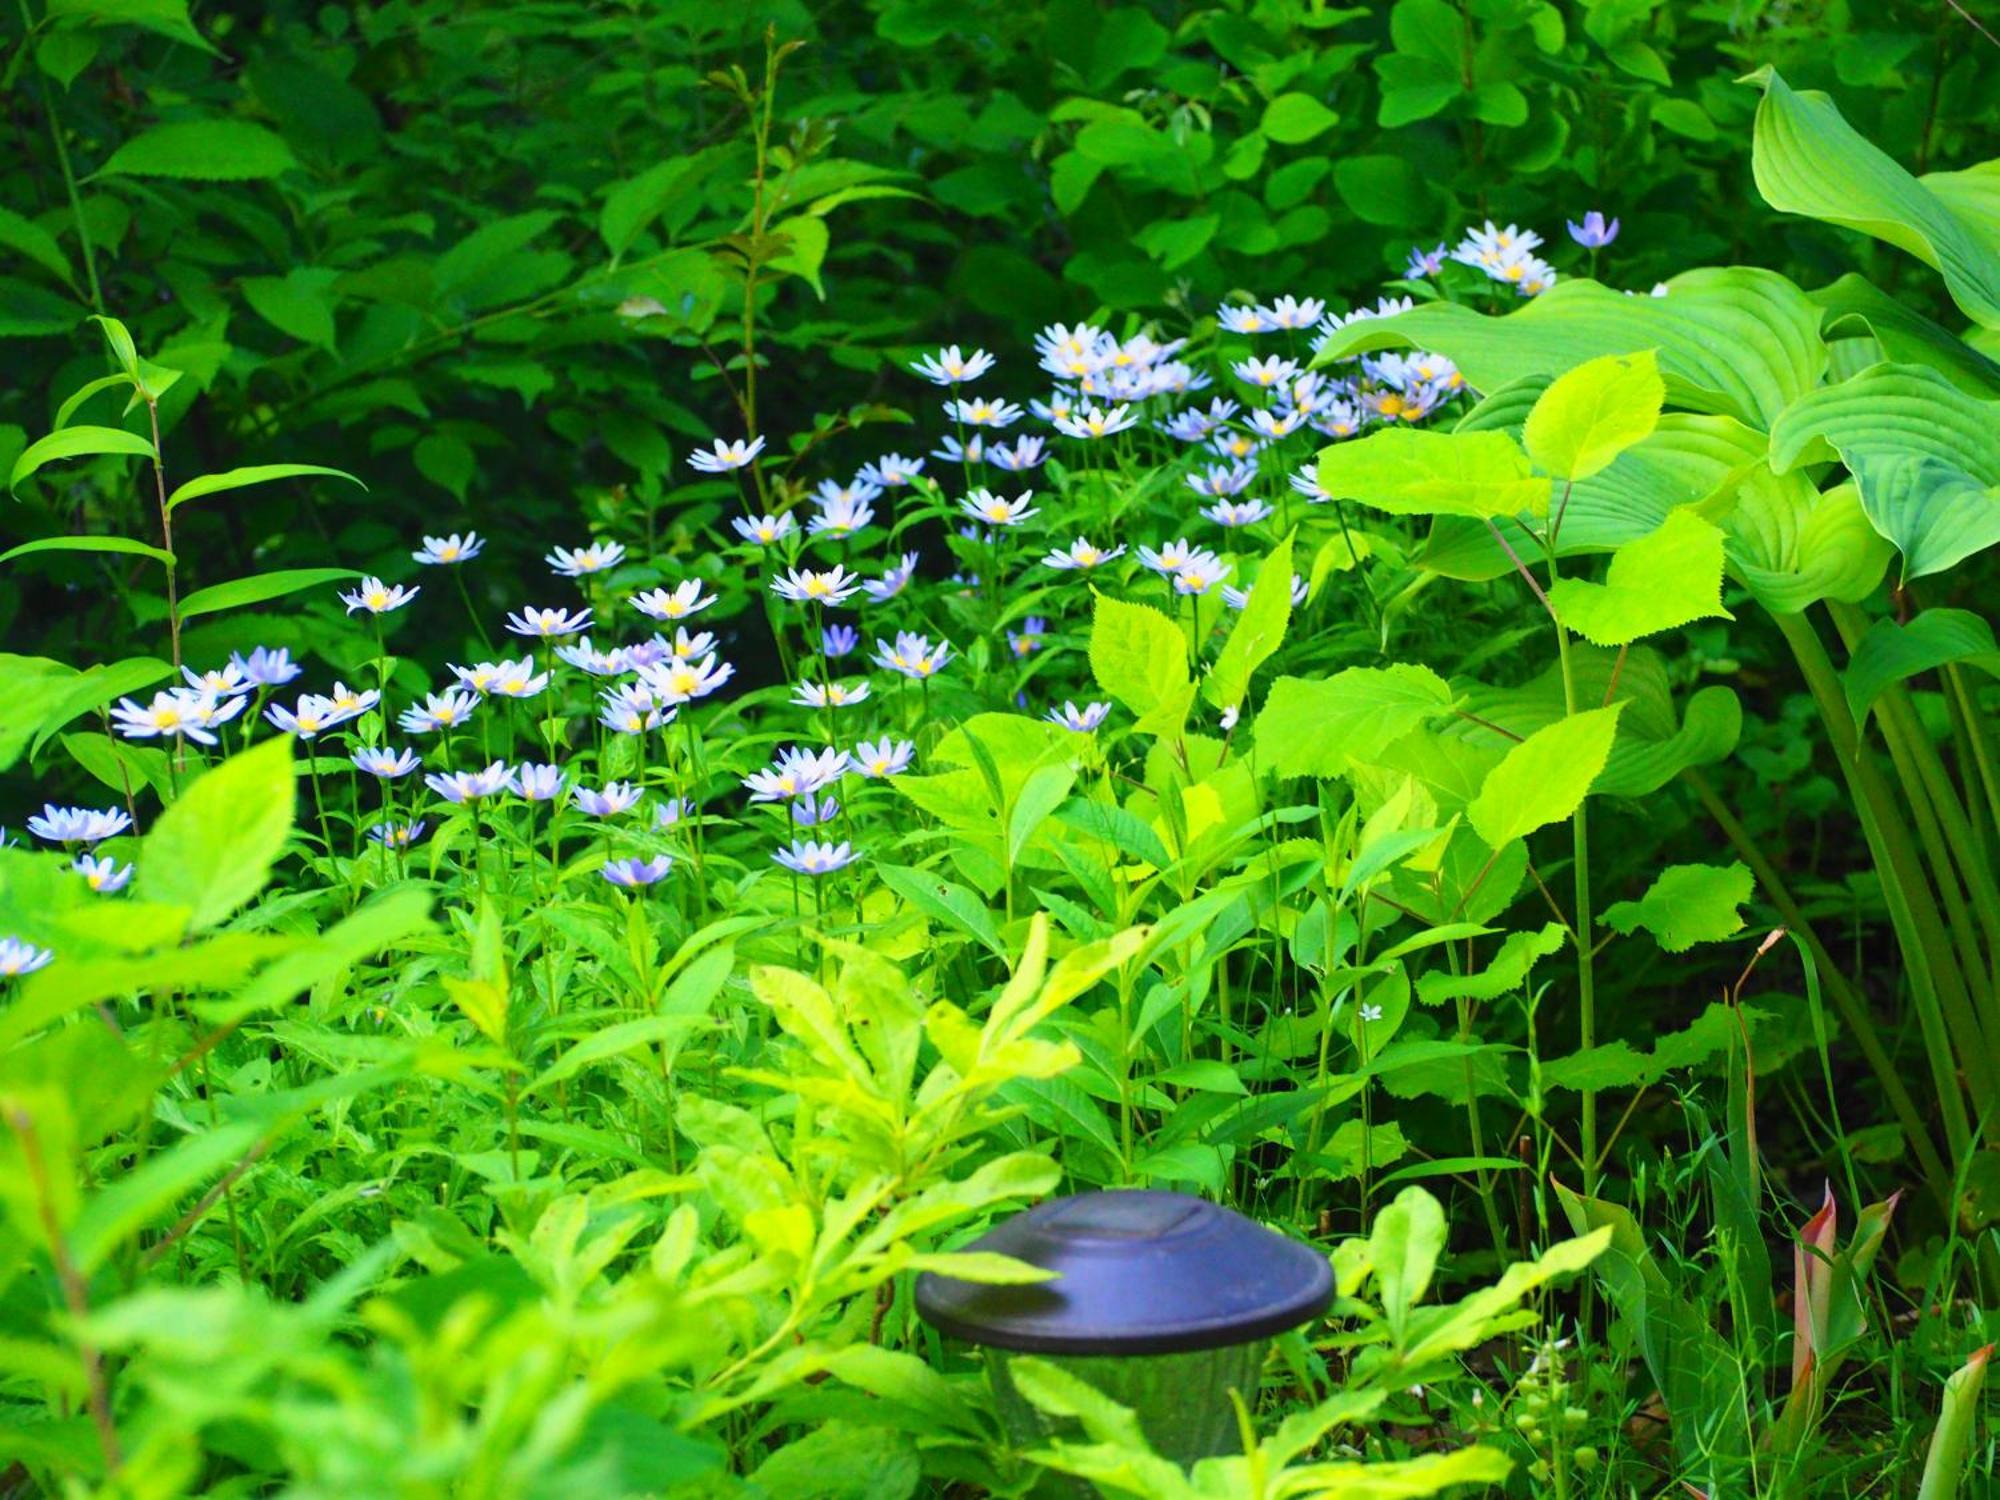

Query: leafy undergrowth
1 32 1997 1500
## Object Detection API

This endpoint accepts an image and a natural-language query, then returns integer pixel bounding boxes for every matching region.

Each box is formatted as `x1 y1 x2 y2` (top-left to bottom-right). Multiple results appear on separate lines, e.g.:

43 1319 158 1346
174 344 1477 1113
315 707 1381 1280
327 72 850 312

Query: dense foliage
2 1 1998 1496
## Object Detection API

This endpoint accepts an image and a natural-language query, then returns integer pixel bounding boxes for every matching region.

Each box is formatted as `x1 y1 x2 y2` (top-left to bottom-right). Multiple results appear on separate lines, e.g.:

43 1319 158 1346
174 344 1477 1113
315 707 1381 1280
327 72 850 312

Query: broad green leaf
1 534 172 567
1415 923 1566 1005
1313 267 1826 428
0 206 77 291
1603 862 1755 952
167 463 364 512
1555 1183 1754 1478
1089 591 1193 737
177 568 360 619
1467 704 1624 849
242 269 337 350
1369 1186 1446 1336
1810 273 2000 399
1746 67 2000 331
9 424 156 492
1261 92 1339 144
766 216 830 298
66 1120 262 1275
875 863 1008 961
46 0 219 54
1316 428 1549 520
1547 509 1733 646
137 738 295 932
1254 664 1455 779
1843 609 2000 728
1524 350 1664 481
97 120 297 180
599 157 696 258
433 211 561 300
1202 532 1293 711
1724 473 1895 615
1768 363 2000 581
1427 414 1765 581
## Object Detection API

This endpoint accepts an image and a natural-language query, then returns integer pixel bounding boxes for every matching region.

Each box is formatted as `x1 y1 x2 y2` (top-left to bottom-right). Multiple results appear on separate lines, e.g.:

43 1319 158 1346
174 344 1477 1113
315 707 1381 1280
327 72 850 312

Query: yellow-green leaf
1523 349 1665 481
1317 428 1550 520
1467 704 1624 849
1547 509 1734 646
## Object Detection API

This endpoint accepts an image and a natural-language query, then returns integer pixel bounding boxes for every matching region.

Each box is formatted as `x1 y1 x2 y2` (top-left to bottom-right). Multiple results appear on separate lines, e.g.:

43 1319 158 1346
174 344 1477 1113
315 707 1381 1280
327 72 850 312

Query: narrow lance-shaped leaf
9 425 157 494
1203 531 1293 711
167 464 366 512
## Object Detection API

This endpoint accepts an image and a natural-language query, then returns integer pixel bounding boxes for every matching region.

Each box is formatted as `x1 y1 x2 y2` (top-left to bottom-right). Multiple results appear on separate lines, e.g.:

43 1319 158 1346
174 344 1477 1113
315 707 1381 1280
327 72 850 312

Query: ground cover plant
1 2 1998 1496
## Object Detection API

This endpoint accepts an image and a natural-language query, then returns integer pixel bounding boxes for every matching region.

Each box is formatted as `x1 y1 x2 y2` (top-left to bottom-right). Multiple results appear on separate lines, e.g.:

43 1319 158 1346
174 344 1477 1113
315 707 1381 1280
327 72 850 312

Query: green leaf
599 158 694 258
1769 363 2000 582
1811 273 2000 399
45 0 219 55
1 534 172 567
1254 665 1455 779
241 270 337 350
1523 350 1665 481
9 424 155 492
97 120 297 181
1746 67 2000 332
1467 704 1624 849
1725 475 1894 615
414 431 474 500
177 568 359 620
1416 924 1566 1005
137 738 295 932
1088 591 1194 737
1603 862 1755 952
1370 1186 1447 1337
1316 428 1550 520
1007 763 1077 866
167 463 363 512
1261 92 1340 145
766 216 830 298
1314 268 1826 429
875 863 1008 962
28 655 172 757
0 206 78 291
1843 609 2000 728
1203 532 1293 711
1547 509 1734 646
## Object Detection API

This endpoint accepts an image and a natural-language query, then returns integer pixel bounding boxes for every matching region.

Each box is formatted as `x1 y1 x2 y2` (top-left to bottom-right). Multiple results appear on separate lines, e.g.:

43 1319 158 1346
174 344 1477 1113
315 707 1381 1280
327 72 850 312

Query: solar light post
915 1190 1333 1477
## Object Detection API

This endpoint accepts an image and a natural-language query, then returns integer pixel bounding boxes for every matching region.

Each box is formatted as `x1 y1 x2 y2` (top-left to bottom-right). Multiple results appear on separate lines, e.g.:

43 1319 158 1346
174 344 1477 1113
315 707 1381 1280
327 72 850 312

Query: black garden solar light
915 1190 1333 1471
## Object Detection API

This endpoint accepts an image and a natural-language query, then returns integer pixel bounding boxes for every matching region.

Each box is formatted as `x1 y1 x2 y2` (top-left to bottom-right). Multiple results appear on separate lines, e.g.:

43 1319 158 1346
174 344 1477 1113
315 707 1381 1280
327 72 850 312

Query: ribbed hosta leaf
1448 646 1740 797
1810 273 2000 399
1922 161 2000 261
1313 267 1825 428
1769 362 2000 580
1747 67 2000 331
1723 477 1893 615
1424 415 1765 580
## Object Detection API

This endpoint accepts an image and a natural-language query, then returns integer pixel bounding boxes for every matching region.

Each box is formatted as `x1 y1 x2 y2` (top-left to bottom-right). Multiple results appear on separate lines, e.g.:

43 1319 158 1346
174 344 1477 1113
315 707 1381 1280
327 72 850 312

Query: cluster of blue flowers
0 208 1646 981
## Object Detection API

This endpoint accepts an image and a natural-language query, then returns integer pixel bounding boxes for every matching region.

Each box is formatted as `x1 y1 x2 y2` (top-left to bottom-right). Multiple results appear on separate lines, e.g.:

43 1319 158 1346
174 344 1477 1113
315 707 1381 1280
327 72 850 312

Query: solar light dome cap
914 1189 1334 1356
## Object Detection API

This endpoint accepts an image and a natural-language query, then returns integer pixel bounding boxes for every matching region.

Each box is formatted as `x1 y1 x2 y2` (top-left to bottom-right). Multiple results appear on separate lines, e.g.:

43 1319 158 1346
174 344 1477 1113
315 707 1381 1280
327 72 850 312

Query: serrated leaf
1088 591 1193 737
1547 509 1734 646
1317 427 1550 520
1524 349 1665 481
1603 861 1754 952
1467 704 1624 849
97 121 297 181
1254 664 1455 779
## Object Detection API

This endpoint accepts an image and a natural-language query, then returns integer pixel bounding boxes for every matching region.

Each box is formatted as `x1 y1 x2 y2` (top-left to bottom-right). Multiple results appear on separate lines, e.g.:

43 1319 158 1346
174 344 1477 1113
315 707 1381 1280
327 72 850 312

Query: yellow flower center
439 544 458 559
